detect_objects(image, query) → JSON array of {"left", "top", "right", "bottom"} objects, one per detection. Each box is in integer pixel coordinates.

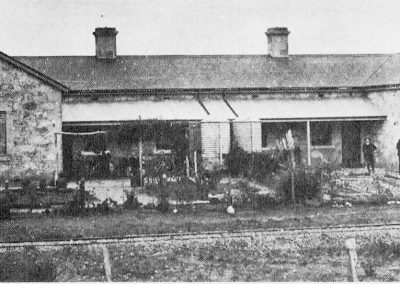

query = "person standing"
[
  {"left": 362, "top": 138, "right": 377, "bottom": 175},
  {"left": 397, "top": 139, "right": 400, "bottom": 173}
]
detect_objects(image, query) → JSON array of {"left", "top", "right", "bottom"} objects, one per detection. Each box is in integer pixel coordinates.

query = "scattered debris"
[
  {"left": 345, "top": 201, "right": 352, "bottom": 207},
  {"left": 332, "top": 203, "right": 344, "bottom": 208},
  {"left": 226, "top": 205, "right": 235, "bottom": 214},
  {"left": 304, "top": 199, "right": 321, "bottom": 207},
  {"left": 322, "top": 194, "right": 332, "bottom": 202},
  {"left": 208, "top": 193, "right": 225, "bottom": 201}
]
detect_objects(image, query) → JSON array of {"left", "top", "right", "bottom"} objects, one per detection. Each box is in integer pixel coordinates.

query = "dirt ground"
[
  {"left": 2, "top": 203, "right": 400, "bottom": 281},
  {"left": 1, "top": 203, "right": 400, "bottom": 243},
  {"left": 2, "top": 224, "right": 400, "bottom": 281}
]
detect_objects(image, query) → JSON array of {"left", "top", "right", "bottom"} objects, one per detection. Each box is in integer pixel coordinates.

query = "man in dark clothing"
[
  {"left": 363, "top": 138, "right": 377, "bottom": 175},
  {"left": 397, "top": 139, "right": 400, "bottom": 173}
]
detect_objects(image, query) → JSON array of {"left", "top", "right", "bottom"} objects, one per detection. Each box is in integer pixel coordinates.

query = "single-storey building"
[{"left": 2, "top": 26, "right": 400, "bottom": 181}]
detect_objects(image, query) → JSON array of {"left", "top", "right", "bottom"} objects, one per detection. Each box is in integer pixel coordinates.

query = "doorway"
[{"left": 342, "top": 121, "right": 361, "bottom": 168}]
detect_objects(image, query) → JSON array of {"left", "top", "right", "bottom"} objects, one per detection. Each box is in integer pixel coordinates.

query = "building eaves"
[{"left": 66, "top": 84, "right": 400, "bottom": 97}]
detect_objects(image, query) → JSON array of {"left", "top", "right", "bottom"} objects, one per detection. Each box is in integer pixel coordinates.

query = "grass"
[
  {"left": 0, "top": 247, "right": 56, "bottom": 281},
  {"left": 0, "top": 188, "right": 76, "bottom": 209},
  {"left": 3, "top": 235, "right": 400, "bottom": 282},
  {"left": 106, "top": 236, "right": 400, "bottom": 281},
  {"left": 2, "top": 209, "right": 400, "bottom": 281},
  {"left": 0, "top": 246, "right": 105, "bottom": 281},
  {"left": 0, "top": 203, "right": 399, "bottom": 242}
]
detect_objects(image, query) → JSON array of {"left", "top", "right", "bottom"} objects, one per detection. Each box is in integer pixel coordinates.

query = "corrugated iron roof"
[
  {"left": 63, "top": 97, "right": 385, "bottom": 122},
  {"left": 15, "top": 54, "right": 400, "bottom": 91},
  {"left": 229, "top": 97, "right": 386, "bottom": 121},
  {"left": 62, "top": 99, "right": 236, "bottom": 122}
]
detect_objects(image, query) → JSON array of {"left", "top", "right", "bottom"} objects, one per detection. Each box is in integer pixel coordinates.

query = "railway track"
[{"left": 1, "top": 222, "right": 400, "bottom": 249}]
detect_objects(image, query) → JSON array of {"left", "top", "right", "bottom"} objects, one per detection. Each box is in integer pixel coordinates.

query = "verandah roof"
[
  {"left": 229, "top": 97, "right": 386, "bottom": 122},
  {"left": 62, "top": 99, "right": 236, "bottom": 124},
  {"left": 62, "top": 97, "right": 386, "bottom": 124}
]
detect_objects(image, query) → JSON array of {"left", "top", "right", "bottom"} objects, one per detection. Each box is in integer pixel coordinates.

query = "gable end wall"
[{"left": 0, "top": 59, "right": 62, "bottom": 181}]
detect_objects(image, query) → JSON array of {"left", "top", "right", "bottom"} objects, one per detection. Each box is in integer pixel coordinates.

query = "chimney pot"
[
  {"left": 93, "top": 27, "right": 118, "bottom": 59},
  {"left": 265, "top": 27, "right": 290, "bottom": 57}
]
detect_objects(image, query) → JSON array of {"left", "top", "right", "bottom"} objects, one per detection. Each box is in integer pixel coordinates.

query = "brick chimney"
[
  {"left": 265, "top": 27, "right": 290, "bottom": 57},
  {"left": 93, "top": 27, "right": 118, "bottom": 59}
]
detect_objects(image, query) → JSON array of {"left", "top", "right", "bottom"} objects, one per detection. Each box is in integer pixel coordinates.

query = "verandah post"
[
  {"left": 4, "top": 180, "right": 10, "bottom": 208},
  {"left": 286, "top": 129, "right": 296, "bottom": 203},
  {"left": 186, "top": 155, "right": 190, "bottom": 177},
  {"left": 307, "top": 120, "right": 311, "bottom": 166},
  {"left": 219, "top": 123, "right": 222, "bottom": 165},
  {"left": 139, "top": 139, "right": 143, "bottom": 187},
  {"left": 138, "top": 116, "right": 143, "bottom": 187},
  {"left": 194, "top": 151, "right": 198, "bottom": 178},
  {"left": 55, "top": 133, "right": 59, "bottom": 186}
]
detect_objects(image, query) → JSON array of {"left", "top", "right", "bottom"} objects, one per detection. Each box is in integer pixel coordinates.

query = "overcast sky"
[{"left": 1, "top": 0, "right": 400, "bottom": 56}]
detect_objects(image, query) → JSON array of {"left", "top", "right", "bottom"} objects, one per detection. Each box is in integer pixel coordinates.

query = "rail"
[{"left": 1, "top": 222, "right": 400, "bottom": 248}]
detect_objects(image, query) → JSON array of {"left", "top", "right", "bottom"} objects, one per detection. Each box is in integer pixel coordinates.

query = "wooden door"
[{"left": 342, "top": 121, "right": 361, "bottom": 168}]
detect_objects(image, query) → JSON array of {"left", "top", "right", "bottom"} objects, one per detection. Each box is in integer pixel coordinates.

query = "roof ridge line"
[{"left": 13, "top": 53, "right": 400, "bottom": 58}]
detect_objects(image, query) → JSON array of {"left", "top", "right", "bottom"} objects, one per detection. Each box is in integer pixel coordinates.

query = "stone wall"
[
  {"left": 368, "top": 90, "right": 400, "bottom": 169},
  {"left": 0, "top": 59, "right": 62, "bottom": 181}
]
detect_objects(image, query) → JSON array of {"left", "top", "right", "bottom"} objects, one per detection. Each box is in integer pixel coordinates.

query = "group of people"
[{"left": 362, "top": 138, "right": 400, "bottom": 175}]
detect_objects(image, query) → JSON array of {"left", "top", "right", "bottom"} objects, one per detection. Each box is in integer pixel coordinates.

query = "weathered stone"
[{"left": 0, "top": 59, "right": 62, "bottom": 180}]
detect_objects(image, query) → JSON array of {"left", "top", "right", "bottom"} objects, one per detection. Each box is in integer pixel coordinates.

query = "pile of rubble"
[
  {"left": 208, "top": 177, "right": 279, "bottom": 206},
  {"left": 324, "top": 169, "right": 400, "bottom": 204}
]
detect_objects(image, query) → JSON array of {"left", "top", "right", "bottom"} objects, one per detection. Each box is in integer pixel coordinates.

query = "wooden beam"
[
  {"left": 222, "top": 97, "right": 239, "bottom": 117},
  {"left": 101, "top": 244, "right": 113, "bottom": 282},
  {"left": 196, "top": 96, "right": 210, "bottom": 115},
  {"left": 194, "top": 151, "right": 198, "bottom": 177},
  {"left": 139, "top": 139, "right": 143, "bottom": 187},
  {"left": 55, "top": 131, "right": 107, "bottom": 136},
  {"left": 307, "top": 121, "right": 311, "bottom": 166},
  {"left": 219, "top": 123, "right": 222, "bottom": 165}
]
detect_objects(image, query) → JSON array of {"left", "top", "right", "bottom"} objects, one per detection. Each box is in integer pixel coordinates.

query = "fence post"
[
  {"left": 79, "top": 177, "right": 85, "bottom": 209},
  {"left": 345, "top": 238, "right": 359, "bottom": 282},
  {"left": 4, "top": 180, "right": 10, "bottom": 207},
  {"left": 101, "top": 244, "right": 112, "bottom": 282}
]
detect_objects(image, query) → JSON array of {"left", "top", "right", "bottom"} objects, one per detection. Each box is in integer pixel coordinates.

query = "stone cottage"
[
  {"left": 2, "top": 26, "right": 400, "bottom": 180},
  {"left": 0, "top": 51, "right": 67, "bottom": 181}
]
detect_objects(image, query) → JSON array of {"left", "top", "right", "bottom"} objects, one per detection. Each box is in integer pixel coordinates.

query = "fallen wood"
[{"left": 385, "top": 172, "right": 400, "bottom": 180}]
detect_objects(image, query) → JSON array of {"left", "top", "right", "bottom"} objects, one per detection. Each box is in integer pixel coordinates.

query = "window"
[
  {"left": 0, "top": 112, "right": 6, "bottom": 154},
  {"left": 261, "top": 123, "right": 269, "bottom": 148},
  {"left": 311, "top": 122, "right": 332, "bottom": 146}
]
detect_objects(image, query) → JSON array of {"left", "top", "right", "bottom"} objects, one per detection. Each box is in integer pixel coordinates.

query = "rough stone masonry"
[{"left": 0, "top": 59, "right": 62, "bottom": 181}]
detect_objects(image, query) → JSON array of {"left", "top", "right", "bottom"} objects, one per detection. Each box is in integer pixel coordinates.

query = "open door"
[{"left": 342, "top": 121, "right": 361, "bottom": 168}]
